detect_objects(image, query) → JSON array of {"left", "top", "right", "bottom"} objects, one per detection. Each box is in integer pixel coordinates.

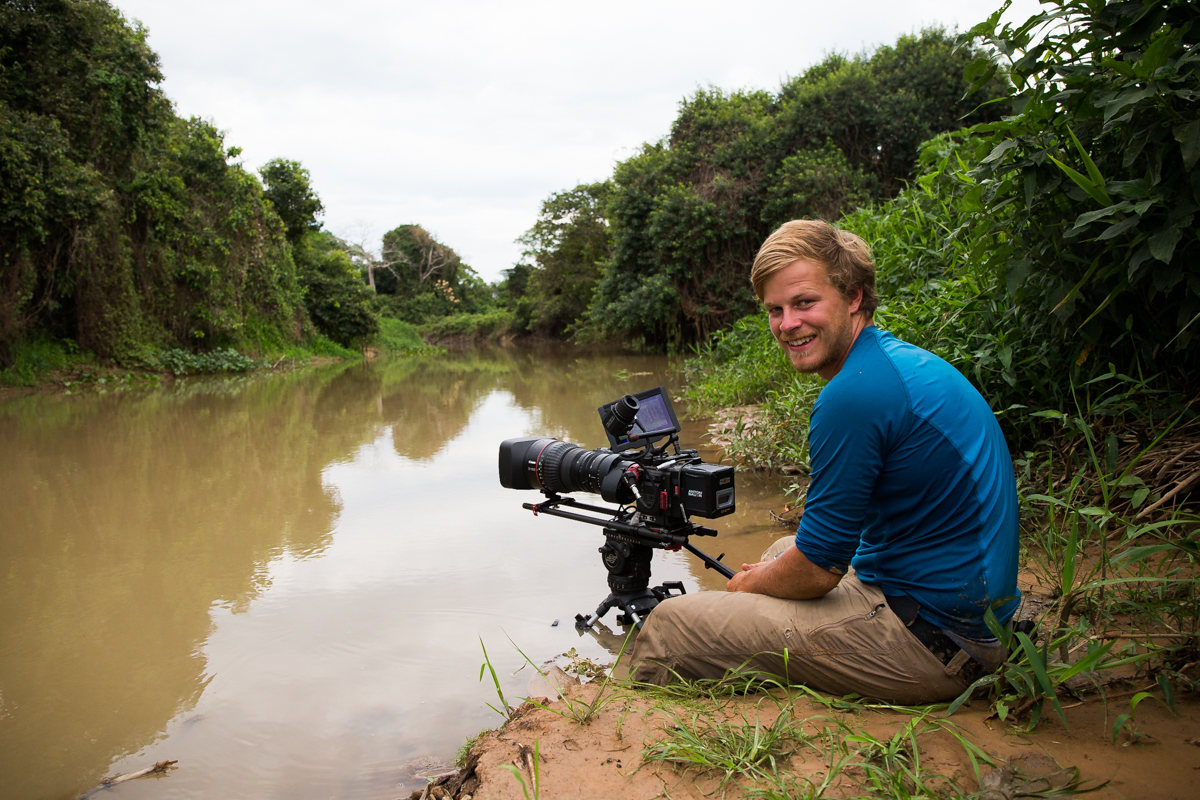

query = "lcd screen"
[{"left": 633, "top": 393, "right": 673, "bottom": 437}]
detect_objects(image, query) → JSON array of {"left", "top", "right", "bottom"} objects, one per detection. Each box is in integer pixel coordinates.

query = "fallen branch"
[
  {"left": 76, "top": 760, "right": 177, "bottom": 799},
  {"left": 1136, "top": 466, "right": 1200, "bottom": 519}
]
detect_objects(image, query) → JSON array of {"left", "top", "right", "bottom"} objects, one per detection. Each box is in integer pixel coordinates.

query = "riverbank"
[
  {"left": 436, "top": 680, "right": 1199, "bottom": 800},
  {"left": 425, "top": 552, "right": 1200, "bottom": 800}
]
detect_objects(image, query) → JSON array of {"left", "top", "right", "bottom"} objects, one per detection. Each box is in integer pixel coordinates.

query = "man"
[{"left": 629, "top": 220, "right": 1020, "bottom": 704}]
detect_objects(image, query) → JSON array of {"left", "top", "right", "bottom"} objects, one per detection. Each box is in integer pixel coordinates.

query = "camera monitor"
[{"left": 600, "top": 386, "right": 682, "bottom": 452}]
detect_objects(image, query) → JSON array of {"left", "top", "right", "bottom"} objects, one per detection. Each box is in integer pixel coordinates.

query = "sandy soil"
[{"left": 411, "top": 675, "right": 1200, "bottom": 800}]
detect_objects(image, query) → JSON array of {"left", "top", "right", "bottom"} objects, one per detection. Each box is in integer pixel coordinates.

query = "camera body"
[
  {"left": 498, "top": 386, "right": 734, "bottom": 527},
  {"left": 497, "top": 387, "right": 736, "bottom": 629},
  {"left": 498, "top": 437, "right": 735, "bottom": 526}
]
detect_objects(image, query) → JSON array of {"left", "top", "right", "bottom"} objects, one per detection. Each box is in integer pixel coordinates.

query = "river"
[{"left": 0, "top": 347, "right": 789, "bottom": 800}]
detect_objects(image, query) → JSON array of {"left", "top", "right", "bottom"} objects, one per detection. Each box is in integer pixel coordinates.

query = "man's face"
[{"left": 762, "top": 259, "right": 863, "bottom": 381}]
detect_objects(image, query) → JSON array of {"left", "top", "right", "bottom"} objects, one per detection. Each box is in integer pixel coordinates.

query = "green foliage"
[
  {"left": 418, "top": 310, "right": 515, "bottom": 342},
  {"left": 583, "top": 28, "right": 1009, "bottom": 350},
  {"left": 0, "top": 335, "right": 87, "bottom": 386},
  {"left": 516, "top": 183, "right": 610, "bottom": 336},
  {"left": 685, "top": 315, "right": 792, "bottom": 410},
  {"left": 498, "top": 739, "right": 540, "bottom": 800},
  {"left": 374, "top": 317, "right": 427, "bottom": 353},
  {"left": 478, "top": 638, "right": 515, "bottom": 721},
  {"left": 148, "top": 347, "right": 257, "bottom": 376},
  {"left": 305, "top": 334, "right": 357, "bottom": 359},
  {"left": 959, "top": 0, "right": 1200, "bottom": 381},
  {"left": 259, "top": 158, "right": 324, "bottom": 244},
  {"left": 294, "top": 232, "right": 379, "bottom": 348},
  {"left": 454, "top": 728, "right": 489, "bottom": 768},
  {"left": 642, "top": 708, "right": 798, "bottom": 789},
  {"left": 0, "top": 0, "right": 309, "bottom": 364},
  {"left": 373, "top": 224, "right": 491, "bottom": 324}
]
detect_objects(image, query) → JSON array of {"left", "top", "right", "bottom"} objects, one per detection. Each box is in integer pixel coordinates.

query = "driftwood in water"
[{"left": 76, "top": 760, "right": 177, "bottom": 798}]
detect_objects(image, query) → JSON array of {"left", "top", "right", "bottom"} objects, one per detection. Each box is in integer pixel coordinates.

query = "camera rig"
[{"left": 498, "top": 387, "right": 736, "bottom": 630}]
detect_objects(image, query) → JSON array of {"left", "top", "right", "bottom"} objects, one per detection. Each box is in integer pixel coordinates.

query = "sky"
[{"left": 114, "top": 0, "right": 1043, "bottom": 283}]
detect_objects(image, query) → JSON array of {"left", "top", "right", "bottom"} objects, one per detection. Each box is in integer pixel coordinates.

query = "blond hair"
[{"left": 750, "top": 220, "right": 878, "bottom": 315}]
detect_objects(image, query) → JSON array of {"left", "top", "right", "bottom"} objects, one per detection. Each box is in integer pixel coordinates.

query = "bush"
[
  {"left": 0, "top": 336, "right": 86, "bottom": 386},
  {"left": 375, "top": 317, "right": 427, "bottom": 352},
  {"left": 418, "top": 310, "right": 516, "bottom": 341},
  {"left": 150, "top": 348, "right": 257, "bottom": 376}
]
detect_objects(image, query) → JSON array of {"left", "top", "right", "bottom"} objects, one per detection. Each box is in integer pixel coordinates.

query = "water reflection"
[{"left": 0, "top": 348, "right": 788, "bottom": 800}]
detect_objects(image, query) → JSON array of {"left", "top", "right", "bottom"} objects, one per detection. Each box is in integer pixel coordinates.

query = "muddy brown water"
[{"left": 0, "top": 347, "right": 790, "bottom": 800}]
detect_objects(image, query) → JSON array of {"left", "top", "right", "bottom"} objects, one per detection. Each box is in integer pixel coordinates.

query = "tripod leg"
[{"left": 575, "top": 594, "right": 619, "bottom": 630}]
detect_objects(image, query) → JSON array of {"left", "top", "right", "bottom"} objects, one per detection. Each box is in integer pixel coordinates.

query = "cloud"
[{"left": 116, "top": 0, "right": 1041, "bottom": 280}]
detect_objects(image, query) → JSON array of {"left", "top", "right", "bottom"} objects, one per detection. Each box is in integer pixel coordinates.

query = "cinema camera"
[{"left": 498, "top": 386, "right": 736, "bottom": 630}]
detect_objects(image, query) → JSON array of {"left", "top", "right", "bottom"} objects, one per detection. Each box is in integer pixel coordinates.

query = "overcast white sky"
[{"left": 114, "top": 0, "right": 1042, "bottom": 283}]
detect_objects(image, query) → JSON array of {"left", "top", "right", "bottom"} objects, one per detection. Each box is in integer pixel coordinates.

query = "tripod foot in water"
[{"left": 574, "top": 582, "right": 687, "bottom": 630}]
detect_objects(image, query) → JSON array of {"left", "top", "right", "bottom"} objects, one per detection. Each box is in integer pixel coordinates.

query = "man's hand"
[{"left": 725, "top": 544, "right": 842, "bottom": 600}]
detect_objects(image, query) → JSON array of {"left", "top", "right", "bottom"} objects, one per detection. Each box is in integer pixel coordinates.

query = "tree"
[
  {"left": 259, "top": 158, "right": 324, "bottom": 244},
  {"left": 517, "top": 182, "right": 610, "bottom": 336},
  {"left": 293, "top": 232, "right": 378, "bottom": 347},
  {"left": 374, "top": 224, "right": 489, "bottom": 323},
  {"left": 0, "top": 0, "right": 309, "bottom": 362}
]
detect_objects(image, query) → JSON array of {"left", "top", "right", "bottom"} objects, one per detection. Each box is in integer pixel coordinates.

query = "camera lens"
[{"left": 521, "top": 439, "right": 627, "bottom": 497}]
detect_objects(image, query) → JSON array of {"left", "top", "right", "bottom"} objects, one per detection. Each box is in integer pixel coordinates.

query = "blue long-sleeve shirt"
[{"left": 794, "top": 326, "right": 1020, "bottom": 639}]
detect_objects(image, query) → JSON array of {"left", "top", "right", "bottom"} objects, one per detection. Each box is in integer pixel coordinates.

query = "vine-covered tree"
[
  {"left": 374, "top": 224, "right": 490, "bottom": 323},
  {"left": 0, "top": 0, "right": 309, "bottom": 362}
]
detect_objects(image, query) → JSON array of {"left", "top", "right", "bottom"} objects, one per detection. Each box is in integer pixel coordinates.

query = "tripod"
[
  {"left": 519, "top": 495, "right": 734, "bottom": 630},
  {"left": 573, "top": 528, "right": 688, "bottom": 630}
]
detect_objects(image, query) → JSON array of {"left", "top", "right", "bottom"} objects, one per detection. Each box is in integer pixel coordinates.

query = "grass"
[
  {"left": 642, "top": 707, "right": 799, "bottom": 789},
  {"left": 374, "top": 316, "right": 446, "bottom": 354},
  {"left": 0, "top": 336, "right": 90, "bottom": 387},
  {"left": 454, "top": 727, "right": 490, "bottom": 767}
]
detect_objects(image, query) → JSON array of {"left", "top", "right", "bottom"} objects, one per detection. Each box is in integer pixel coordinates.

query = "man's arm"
[{"left": 726, "top": 544, "right": 842, "bottom": 599}]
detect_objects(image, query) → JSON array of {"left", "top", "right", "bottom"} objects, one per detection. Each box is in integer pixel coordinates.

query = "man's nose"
[{"left": 780, "top": 308, "right": 803, "bottom": 331}]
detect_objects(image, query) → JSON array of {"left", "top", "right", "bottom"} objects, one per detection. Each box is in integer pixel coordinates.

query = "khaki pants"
[{"left": 629, "top": 537, "right": 969, "bottom": 704}]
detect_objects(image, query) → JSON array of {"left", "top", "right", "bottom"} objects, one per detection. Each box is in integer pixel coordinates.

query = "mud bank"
[{"left": 415, "top": 680, "right": 1200, "bottom": 800}]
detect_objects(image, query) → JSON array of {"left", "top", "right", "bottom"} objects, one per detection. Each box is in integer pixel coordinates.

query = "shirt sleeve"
[{"left": 794, "top": 379, "right": 890, "bottom": 573}]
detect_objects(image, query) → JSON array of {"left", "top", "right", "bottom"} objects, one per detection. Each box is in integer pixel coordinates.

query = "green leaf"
[
  {"left": 1131, "top": 486, "right": 1150, "bottom": 508},
  {"left": 1051, "top": 257, "right": 1101, "bottom": 313},
  {"left": 1173, "top": 121, "right": 1200, "bottom": 170},
  {"left": 1103, "top": 85, "right": 1158, "bottom": 122},
  {"left": 1049, "top": 155, "right": 1113, "bottom": 207},
  {"left": 1112, "top": 712, "right": 1131, "bottom": 744},
  {"left": 1149, "top": 225, "right": 1183, "bottom": 263},
  {"left": 1158, "top": 675, "right": 1176, "bottom": 714},
  {"left": 1015, "top": 632, "right": 1055, "bottom": 697},
  {"left": 983, "top": 139, "right": 1018, "bottom": 164},
  {"left": 1068, "top": 127, "right": 1107, "bottom": 192},
  {"left": 1097, "top": 215, "right": 1141, "bottom": 240},
  {"left": 1140, "top": 29, "right": 1180, "bottom": 76}
]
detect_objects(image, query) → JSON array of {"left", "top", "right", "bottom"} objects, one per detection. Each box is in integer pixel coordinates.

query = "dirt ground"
[{"left": 412, "top": 679, "right": 1200, "bottom": 800}]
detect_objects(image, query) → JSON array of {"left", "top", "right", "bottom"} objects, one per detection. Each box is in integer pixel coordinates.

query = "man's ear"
[{"left": 847, "top": 286, "right": 863, "bottom": 315}]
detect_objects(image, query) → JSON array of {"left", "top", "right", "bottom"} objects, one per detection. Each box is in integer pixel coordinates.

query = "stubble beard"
[{"left": 779, "top": 315, "right": 856, "bottom": 376}]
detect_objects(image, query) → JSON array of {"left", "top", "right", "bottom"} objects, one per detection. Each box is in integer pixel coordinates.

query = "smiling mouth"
[{"left": 782, "top": 334, "right": 816, "bottom": 350}]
